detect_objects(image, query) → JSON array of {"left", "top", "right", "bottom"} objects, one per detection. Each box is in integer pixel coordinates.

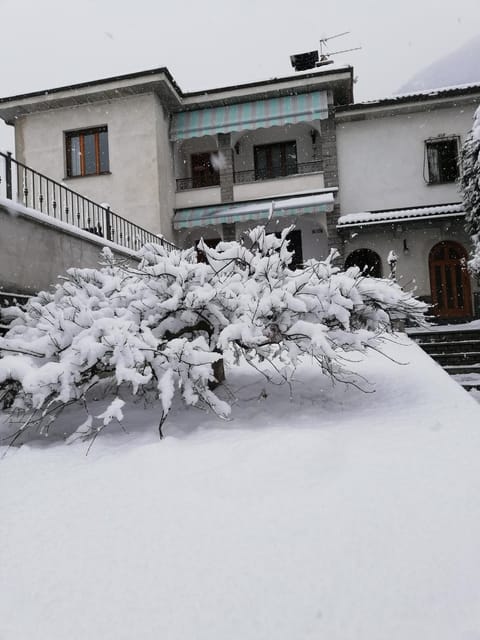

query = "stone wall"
[{"left": 0, "top": 201, "right": 136, "bottom": 295}]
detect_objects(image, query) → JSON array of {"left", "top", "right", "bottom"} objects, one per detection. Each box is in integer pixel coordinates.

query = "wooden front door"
[{"left": 429, "top": 241, "right": 472, "bottom": 319}]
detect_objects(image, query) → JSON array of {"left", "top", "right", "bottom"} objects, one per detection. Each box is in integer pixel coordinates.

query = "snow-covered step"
[
  {"left": 410, "top": 329, "right": 480, "bottom": 344},
  {"left": 451, "top": 372, "right": 480, "bottom": 390},
  {"left": 417, "top": 339, "right": 480, "bottom": 353},
  {"left": 409, "top": 326, "right": 480, "bottom": 385},
  {"left": 443, "top": 363, "right": 480, "bottom": 376},
  {"left": 426, "top": 351, "right": 480, "bottom": 366}
]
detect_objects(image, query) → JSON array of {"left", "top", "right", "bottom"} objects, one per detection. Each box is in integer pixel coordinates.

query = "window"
[
  {"left": 254, "top": 141, "right": 297, "bottom": 180},
  {"left": 66, "top": 126, "right": 109, "bottom": 177},
  {"left": 425, "top": 137, "right": 459, "bottom": 184},
  {"left": 191, "top": 152, "right": 220, "bottom": 188}
]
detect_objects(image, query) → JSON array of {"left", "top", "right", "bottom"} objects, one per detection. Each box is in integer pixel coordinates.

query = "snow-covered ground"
[{"left": 1, "top": 337, "right": 480, "bottom": 640}]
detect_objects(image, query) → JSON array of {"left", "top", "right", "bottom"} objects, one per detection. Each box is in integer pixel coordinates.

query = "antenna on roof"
[{"left": 290, "top": 32, "right": 361, "bottom": 72}]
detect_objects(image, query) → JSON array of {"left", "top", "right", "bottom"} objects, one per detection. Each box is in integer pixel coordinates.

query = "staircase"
[{"left": 408, "top": 327, "right": 480, "bottom": 390}]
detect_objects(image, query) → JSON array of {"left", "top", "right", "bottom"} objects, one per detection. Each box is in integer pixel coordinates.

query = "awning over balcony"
[
  {"left": 173, "top": 192, "right": 334, "bottom": 230},
  {"left": 170, "top": 91, "right": 328, "bottom": 141}
]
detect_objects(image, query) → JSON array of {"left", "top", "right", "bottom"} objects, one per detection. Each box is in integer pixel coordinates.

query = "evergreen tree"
[{"left": 461, "top": 106, "right": 480, "bottom": 271}]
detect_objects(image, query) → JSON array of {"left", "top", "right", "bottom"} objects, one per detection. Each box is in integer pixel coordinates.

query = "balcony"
[
  {"left": 176, "top": 174, "right": 220, "bottom": 191},
  {"left": 233, "top": 160, "right": 323, "bottom": 184},
  {"left": 234, "top": 161, "right": 324, "bottom": 201},
  {"left": 174, "top": 160, "right": 324, "bottom": 209}
]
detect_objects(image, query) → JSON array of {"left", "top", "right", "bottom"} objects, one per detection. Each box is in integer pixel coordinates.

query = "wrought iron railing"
[
  {"left": 234, "top": 160, "right": 323, "bottom": 184},
  {"left": 0, "top": 152, "right": 176, "bottom": 252},
  {"left": 176, "top": 174, "right": 221, "bottom": 191}
]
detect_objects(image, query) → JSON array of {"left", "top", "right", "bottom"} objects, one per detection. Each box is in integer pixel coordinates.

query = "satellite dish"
[
  {"left": 290, "top": 51, "right": 319, "bottom": 72},
  {"left": 290, "top": 32, "right": 361, "bottom": 72}
]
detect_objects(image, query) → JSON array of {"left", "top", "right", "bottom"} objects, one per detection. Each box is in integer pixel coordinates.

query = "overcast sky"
[{"left": 1, "top": 0, "right": 479, "bottom": 151}]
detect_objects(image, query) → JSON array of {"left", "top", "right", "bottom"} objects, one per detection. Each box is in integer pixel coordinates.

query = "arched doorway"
[
  {"left": 429, "top": 241, "right": 472, "bottom": 319},
  {"left": 345, "top": 248, "right": 382, "bottom": 277}
]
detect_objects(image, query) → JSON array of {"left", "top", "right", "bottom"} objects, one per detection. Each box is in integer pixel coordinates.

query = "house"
[
  {"left": 0, "top": 65, "right": 479, "bottom": 320},
  {"left": 0, "top": 65, "right": 353, "bottom": 267},
  {"left": 335, "top": 84, "right": 480, "bottom": 320}
]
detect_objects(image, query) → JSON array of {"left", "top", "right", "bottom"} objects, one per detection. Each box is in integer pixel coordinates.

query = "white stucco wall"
[
  {"left": 0, "top": 202, "right": 136, "bottom": 294},
  {"left": 175, "top": 187, "right": 222, "bottom": 209},
  {"left": 336, "top": 103, "right": 479, "bottom": 214},
  {"left": 233, "top": 173, "right": 324, "bottom": 201},
  {"left": 153, "top": 96, "right": 177, "bottom": 242},
  {"left": 14, "top": 93, "right": 175, "bottom": 239}
]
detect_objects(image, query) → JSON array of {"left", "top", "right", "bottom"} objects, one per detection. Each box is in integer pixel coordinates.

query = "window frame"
[
  {"left": 425, "top": 136, "right": 460, "bottom": 185},
  {"left": 254, "top": 140, "right": 298, "bottom": 181},
  {"left": 65, "top": 126, "right": 110, "bottom": 178}
]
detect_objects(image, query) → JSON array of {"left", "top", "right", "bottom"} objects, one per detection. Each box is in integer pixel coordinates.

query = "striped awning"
[
  {"left": 171, "top": 91, "right": 328, "bottom": 141},
  {"left": 174, "top": 193, "right": 334, "bottom": 230}
]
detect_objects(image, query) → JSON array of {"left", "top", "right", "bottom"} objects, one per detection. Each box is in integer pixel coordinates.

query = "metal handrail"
[
  {"left": 0, "top": 151, "right": 176, "bottom": 252},
  {"left": 234, "top": 160, "right": 323, "bottom": 184},
  {"left": 176, "top": 174, "right": 221, "bottom": 191}
]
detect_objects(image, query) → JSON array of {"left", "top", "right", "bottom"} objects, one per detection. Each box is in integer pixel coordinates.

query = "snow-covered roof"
[
  {"left": 337, "top": 203, "right": 465, "bottom": 228},
  {"left": 337, "top": 83, "right": 480, "bottom": 115},
  {"left": 0, "top": 66, "right": 354, "bottom": 124},
  {"left": 393, "top": 81, "right": 480, "bottom": 100}
]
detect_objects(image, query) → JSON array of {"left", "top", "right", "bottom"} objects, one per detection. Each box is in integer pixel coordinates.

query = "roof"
[
  {"left": 0, "top": 68, "right": 183, "bottom": 123},
  {"left": 0, "top": 65, "right": 354, "bottom": 124},
  {"left": 183, "top": 65, "right": 353, "bottom": 100},
  {"left": 337, "top": 203, "right": 465, "bottom": 228},
  {"left": 336, "top": 83, "right": 480, "bottom": 120},
  {"left": 0, "top": 67, "right": 181, "bottom": 105}
]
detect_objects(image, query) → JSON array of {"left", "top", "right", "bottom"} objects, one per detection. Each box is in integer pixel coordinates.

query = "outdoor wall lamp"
[
  {"left": 234, "top": 141, "right": 241, "bottom": 155},
  {"left": 310, "top": 129, "right": 318, "bottom": 144},
  {"left": 403, "top": 238, "right": 410, "bottom": 255}
]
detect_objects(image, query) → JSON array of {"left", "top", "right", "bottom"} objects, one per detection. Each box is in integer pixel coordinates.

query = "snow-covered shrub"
[
  {"left": 461, "top": 105, "right": 480, "bottom": 272},
  {"left": 0, "top": 226, "right": 426, "bottom": 444}
]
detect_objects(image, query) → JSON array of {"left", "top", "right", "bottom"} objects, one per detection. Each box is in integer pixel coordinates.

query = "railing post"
[
  {"left": 5, "top": 152, "right": 12, "bottom": 200},
  {"left": 105, "top": 206, "right": 112, "bottom": 241}
]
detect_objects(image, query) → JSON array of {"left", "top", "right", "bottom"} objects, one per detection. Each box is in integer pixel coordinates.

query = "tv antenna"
[{"left": 290, "top": 32, "right": 361, "bottom": 72}]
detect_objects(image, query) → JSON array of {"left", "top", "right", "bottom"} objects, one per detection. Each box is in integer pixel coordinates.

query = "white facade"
[
  {"left": 336, "top": 101, "right": 477, "bottom": 214},
  {"left": 13, "top": 93, "right": 176, "bottom": 241},
  {"left": 335, "top": 88, "right": 480, "bottom": 319},
  {"left": 0, "top": 66, "right": 351, "bottom": 254}
]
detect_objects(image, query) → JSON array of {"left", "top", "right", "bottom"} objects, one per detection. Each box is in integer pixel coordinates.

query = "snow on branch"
[{"left": 0, "top": 226, "right": 426, "bottom": 445}]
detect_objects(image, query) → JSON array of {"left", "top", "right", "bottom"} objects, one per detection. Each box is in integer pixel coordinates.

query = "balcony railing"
[
  {"left": 234, "top": 160, "right": 323, "bottom": 184},
  {"left": 176, "top": 174, "right": 220, "bottom": 191},
  {"left": 0, "top": 152, "right": 176, "bottom": 252}
]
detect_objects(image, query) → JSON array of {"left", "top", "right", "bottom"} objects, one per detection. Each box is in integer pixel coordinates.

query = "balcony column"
[
  {"left": 217, "top": 133, "right": 234, "bottom": 203},
  {"left": 321, "top": 109, "right": 344, "bottom": 257}
]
